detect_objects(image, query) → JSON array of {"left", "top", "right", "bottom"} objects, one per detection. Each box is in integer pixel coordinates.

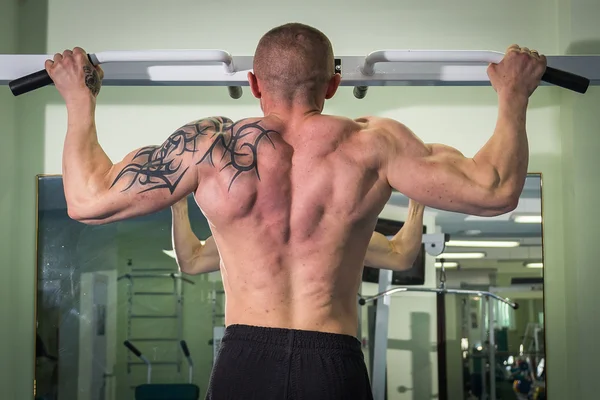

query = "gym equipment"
[
  {"left": 1, "top": 49, "right": 596, "bottom": 96},
  {"left": 118, "top": 272, "right": 195, "bottom": 387},
  {"left": 358, "top": 232, "right": 519, "bottom": 400},
  {"left": 124, "top": 340, "right": 200, "bottom": 400}
]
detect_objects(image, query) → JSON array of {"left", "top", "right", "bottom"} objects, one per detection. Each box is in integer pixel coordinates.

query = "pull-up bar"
[
  {"left": 8, "top": 49, "right": 244, "bottom": 98},
  {"left": 353, "top": 49, "right": 590, "bottom": 98},
  {"left": 1, "top": 49, "right": 595, "bottom": 97}
]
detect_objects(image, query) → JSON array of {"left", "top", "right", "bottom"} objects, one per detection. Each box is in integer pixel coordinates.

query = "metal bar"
[
  {"left": 361, "top": 50, "right": 504, "bottom": 75},
  {"left": 489, "top": 296, "right": 497, "bottom": 400},
  {"left": 133, "top": 292, "right": 176, "bottom": 295},
  {"left": 175, "top": 274, "right": 183, "bottom": 374},
  {"left": 130, "top": 315, "right": 178, "bottom": 319},
  {"left": 360, "top": 288, "right": 518, "bottom": 309},
  {"left": 371, "top": 269, "right": 393, "bottom": 400},
  {"left": 127, "top": 338, "right": 179, "bottom": 342},
  {"left": 2, "top": 54, "right": 598, "bottom": 87},
  {"left": 131, "top": 268, "right": 176, "bottom": 272},
  {"left": 436, "top": 293, "right": 448, "bottom": 400},
  {"left": 88, "top": 49, "right": 235, "bottom": 73},
  {"left": 117, "top": 273, "right": 195, "bottom": 284},
  {"left": 128, "top": 361, "right": 178, "bottom": 366},
  {"left": 480, "top": 298, "right": 487, "bottom": 400},
  {"left": 357, "top": 293, "right": 362, "bottom": 339}
]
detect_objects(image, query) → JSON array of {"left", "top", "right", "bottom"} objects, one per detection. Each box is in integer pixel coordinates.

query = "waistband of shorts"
[{"left": 222, "top": 324, "right": 362, "bottom": 352}]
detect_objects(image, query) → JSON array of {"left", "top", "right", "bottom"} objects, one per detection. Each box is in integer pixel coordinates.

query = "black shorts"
[{"left": 205, "top": 324, "right": 374, "bottom": 400}]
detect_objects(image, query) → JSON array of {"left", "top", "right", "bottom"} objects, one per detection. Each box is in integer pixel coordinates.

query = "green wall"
[{"left": 0, "top": 0, "right": 18, "bottom": 397}]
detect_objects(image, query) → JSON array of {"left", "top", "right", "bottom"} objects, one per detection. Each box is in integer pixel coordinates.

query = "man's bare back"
[{"left": 190, "top": 115, "right": 393, "bottom": 336}]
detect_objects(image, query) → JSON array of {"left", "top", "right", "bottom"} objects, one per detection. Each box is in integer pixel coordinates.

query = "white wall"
[{"left": 10, "top": 0, "right": 581, "bottom": 398}]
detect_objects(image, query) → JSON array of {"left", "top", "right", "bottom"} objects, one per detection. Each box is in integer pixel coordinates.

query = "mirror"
[
  {"left": 35, "top": 175, "right": 222, "bottom": 400},
  {"left": 34, "top": 173, "right": 544, "bottom": 400},
  {"left": 436, "top": 173, "right": 545, "bottom": 400},
  {"left": 358, "top": 173, "right": 545, "bottom": 400}
]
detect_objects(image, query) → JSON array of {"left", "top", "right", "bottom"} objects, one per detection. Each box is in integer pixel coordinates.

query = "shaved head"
[{"left": 253, "top": 23, "right": 335, "bottom": 101}]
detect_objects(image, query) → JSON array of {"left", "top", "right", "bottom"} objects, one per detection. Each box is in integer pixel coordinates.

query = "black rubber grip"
[
  {"left": 227, "top": 86, "right": 243, "bottom": 99},
  {"left": 123, "top": 340, "right": 142, "bottom": 357},
  {"left": 180, "top": 340, "right": 190, "bottom": 357},
  {"left": 358, "top": 298, "right": 366, "bottom": 306},
  {"left": 353, "top": 86, "right": 368, "bottom": 99},
  {"left": 513, "top": 302, "right": 519, "bottom": 310},
  {"left": 9, "top": 69, "right": 53, "bottom": 96},
  {"left": 542, "top": 66, "right": 589, "bottom": 94}
]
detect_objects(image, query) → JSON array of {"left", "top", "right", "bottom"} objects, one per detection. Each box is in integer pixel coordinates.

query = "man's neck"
[{"left": 260, "top": 96, "right": 323, "bottom": 121}]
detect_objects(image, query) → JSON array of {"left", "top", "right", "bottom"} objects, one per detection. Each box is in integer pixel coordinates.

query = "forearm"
[
  {"left": 389, "top": 201, "right": 425, "bottom": 265},
  {"left": 171, "top": 202, "right": 220, "bottom": 274},
  {"left": 62, "top": 98, "right": 114, "bottom": 215},
  {"left": 365, "top": 201, "right": 424, "bottom": 271},
  {"left": 473, "top": 93, "right": 529, "bottom": 197}
]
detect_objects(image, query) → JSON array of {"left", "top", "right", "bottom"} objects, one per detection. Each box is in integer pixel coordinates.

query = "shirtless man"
[
  {"left": 46, "top": 22, "right": 546, "bottom": 400},
  {"left": 169, "top": 197, "right": 425, "bottom": 274}
]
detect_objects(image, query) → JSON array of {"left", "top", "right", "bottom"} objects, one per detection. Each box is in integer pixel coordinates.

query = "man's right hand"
[{"left": 487, "top": 44, "right": 547, "bottom": 98}]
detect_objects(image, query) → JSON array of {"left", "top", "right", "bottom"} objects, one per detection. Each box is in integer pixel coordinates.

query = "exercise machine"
[
  {"left": 124, "top": 340, "right": 199, "bottom": 400},
  {"left": 358, "top": 233, "right": 519, "bottom": 400}
]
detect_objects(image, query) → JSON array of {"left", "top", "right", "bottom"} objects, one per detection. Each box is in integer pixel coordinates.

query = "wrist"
[
  {"left": 66, "top": 97, "right": 96, "bottom": 128},
  {"left": 66, "top": 94, "right": 96, "bottom": 113},
  {"left": 497, "top": 90, "right": 529, "bottom": 106},
  {"left": 171, "top": 202, "right": 189, "bottom": 214}
]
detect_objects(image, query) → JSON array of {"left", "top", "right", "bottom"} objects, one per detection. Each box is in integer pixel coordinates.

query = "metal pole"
[
  {"left": 489, "top": 296, "right": 496, "bottom": 400},
  {"left": 372, "top": 269, "right": 393, "bottom": 400},
  {"left": 480, "top": 297, "right": 487, "bottom": 400},
  {"left": 357, "top": 293, "right": 363, "bottom": 340}
]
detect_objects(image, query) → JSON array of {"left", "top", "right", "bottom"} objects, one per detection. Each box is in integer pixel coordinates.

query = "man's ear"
[
  {"left": 325, "top": 74, "right": 342, "bottom": 99},
  {"left": 248, "top": 72, "right": 261, "bottom": 99}
]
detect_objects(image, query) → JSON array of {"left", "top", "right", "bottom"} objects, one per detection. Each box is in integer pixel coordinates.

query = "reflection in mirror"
[
  {"left": 357, "top": 174, "right": 545, "bottom": 400},
  {"left": 35, "top": 175, "right": 221, "bottom": 400},
  {"left": 439, "top": 173, "right": 545, "bottom": 400},
  {"left": 35, "top": 173, "right": 544, "bottom": 400}
]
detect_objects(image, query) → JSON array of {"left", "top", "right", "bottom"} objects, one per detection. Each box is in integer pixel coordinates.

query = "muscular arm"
[
  {"left": 170, "top": 198, "right": 220, "bottom": 275},
  {"left": 364, "top": 199, "right": 425, "bottom": 270},
  {"left": 376, "top": 47, "right": 545, "bottom": 217},
  {"left": 378, "top": 93, "right": 528, "bottom": 217},
  {"left": 63, "top": 106, "right": 230, "bottom": 224}
]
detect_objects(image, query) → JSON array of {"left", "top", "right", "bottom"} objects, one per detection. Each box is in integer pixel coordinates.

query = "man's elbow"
[
  {"left": 67, "top": 203, "right": 112, "bottom": 225},
  {"left": 477, "top": 189, "right": 520, "bottom": 217},
  {"left": 67, "top": 205, "right": 93, "bottom": 224},
  {"left": 178, "top": 262, "right": 201, "bottom": 275}
]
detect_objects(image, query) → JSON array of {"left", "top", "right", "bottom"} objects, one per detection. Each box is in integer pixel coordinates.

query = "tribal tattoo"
[
  {"left": 110, "top": 117, "right": 279, "bottom": 194},
  {"left": 200, "top": 120, "right": 278, "bottom": 191}
]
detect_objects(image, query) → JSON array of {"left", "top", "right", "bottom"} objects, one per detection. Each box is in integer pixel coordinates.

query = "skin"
[
  {"left": 170, "top": 197, "right": 425, "bottom": 274},
  {"left": 46, "top": 43, "right": 546, "bottom": 336}
]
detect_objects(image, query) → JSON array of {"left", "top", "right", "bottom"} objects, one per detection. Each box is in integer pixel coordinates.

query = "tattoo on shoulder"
[
  {"left": 110, "top": 117, "right": 279, "bottom": 194},
  {"left": 199, "top": 120, "right": 278, "bottom": 191}
]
